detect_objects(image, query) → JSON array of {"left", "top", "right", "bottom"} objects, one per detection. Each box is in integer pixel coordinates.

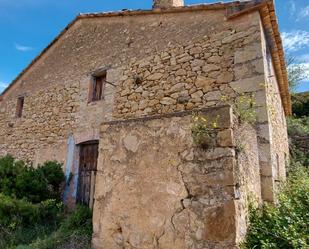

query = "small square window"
[
  {"left": 90, "top": 73, "right": 106, "bottom": 102},
  {"left": 16, "top": 97, "right": 24, "bottom": 118}
]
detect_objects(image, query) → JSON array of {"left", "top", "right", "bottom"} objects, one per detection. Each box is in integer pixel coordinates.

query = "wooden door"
[{"left": 76, "top": 142, "right": 99, "bottom": 208}]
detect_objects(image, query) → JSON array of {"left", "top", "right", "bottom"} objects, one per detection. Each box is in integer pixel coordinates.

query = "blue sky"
[{"left": 0, "top": 0, "right": 308, "bottom": 93}]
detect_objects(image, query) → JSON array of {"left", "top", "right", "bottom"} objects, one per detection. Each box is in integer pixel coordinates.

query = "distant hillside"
[
  {"left": 288, "top": 92, "right": 309, "bottom": 166},
  {"left": 291, "top": 91, "right": 309, "bottom": 118}
]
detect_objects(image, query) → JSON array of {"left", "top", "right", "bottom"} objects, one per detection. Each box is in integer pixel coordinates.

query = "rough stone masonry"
[{"left": 0, "top": 0, "right": 290, "bottom": 248}]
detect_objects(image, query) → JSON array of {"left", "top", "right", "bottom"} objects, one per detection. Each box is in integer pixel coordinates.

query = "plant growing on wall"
[
  {"left": 235, "top": 93, "right": 257, "bottom": 124},
  {"left": 191, "top": 112, "right": 218, "bottom": 149},
  {"left": 221, "top": 93, "right": 257, "bottom": 124}
]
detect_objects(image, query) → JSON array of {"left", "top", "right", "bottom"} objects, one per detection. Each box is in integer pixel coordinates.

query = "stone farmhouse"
[{"left": 0, "top": 0, "right": 290, "bottom": 248}]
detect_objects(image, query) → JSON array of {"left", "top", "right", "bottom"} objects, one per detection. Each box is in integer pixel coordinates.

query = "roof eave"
[{"left": 227, "top": 0, "right": 291, "bottom": 116}]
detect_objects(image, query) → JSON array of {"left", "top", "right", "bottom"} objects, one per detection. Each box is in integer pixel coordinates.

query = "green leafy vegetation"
[
  {"left": 221, "top": 93, "right": 257, "bottom": 124},
  {"left": 287, "top": 116, "right": 309, "bottom": 137},
  {"left": 24, "top": 206, "right": 92, "bottom": 249},
  {"left": 244, "top": 165, "right": 309, "bottom": 248},
  {"left": 291, "top": 91, "right": 309, "bottom": 118},
  {"left": 288, "top": 92, "right": 309, "bottom": 169},
  {"left": 286, "top": 56, "right": 307, "bottom": 93},
  {"left": 234, "top": 93, "right": 257, "bottom": 124},
  {"left": 290, "top": 145, "right": 309, "bottom": 171},
  {"left": 191, "top": 112, "right": 218, "bottom": 149},
  {"left": 0, "top": 156, "right": 92, "bottom": 249},
  {"left": 244, "top": 92, "right": 309, "bottom": 248},
  {"left": 0, "top": 156, "right": 64, "bottom": 203}
]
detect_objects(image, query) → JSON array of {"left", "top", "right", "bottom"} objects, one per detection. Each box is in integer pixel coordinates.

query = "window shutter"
[
  {"left": 88, "top": 72, "right": 107, "bottom": 102},
  {"left": 16, "top": 97, "right": 24, "bottom": 118}
]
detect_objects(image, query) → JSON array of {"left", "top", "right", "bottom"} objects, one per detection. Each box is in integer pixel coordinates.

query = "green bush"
[
  {"left": 27, "top": 205, "right": 93, "bottom": 249},
  {"left": 244, "top": 165, "right": 309, "bottom": 248},
  {"left": 37, "top": 162, "right": 64, "bottom": 200},
  {"left": 0, "top": 195, "right": 63, "bottom": 228},
  {"left": 291, "top": 92, "right": 309, "bottom": 118},
  {"left": 0, "top": 195, "right": 63, "bottom": 249},
  {"left": 15, "top": 167, "right": 49, "bottom": 203},
  {"left": 0, "top": 224, "right": 57, "bottom": 249},
  {"left": 60, "top": 205, "right": 93, "bottom": 235},
  {"left": 39, "top": 199, "right": 63, "bottom": 222},
  {"left": 0, "top": 155, "right": 26, "bottom": 197},
  {"left": 0, "top": 194, "right": 40, "bottom": 229},
  {"left": 244, "top": 103, "right": 309, "bottom": 248},
  {"left": 0, "top": 156, "right": 64, "bottom": 203},
  {"left": 0, "top": 187, "right": 91, "bottom": 249},
  {"left": 0, "top": 156, "right": 66, "bottom": 248},
  {"left": 287, "top": 116, "right": 309, "bottom": 137},
  {"left": 290, "top": 144, "right": 309, "bottom": 169}
]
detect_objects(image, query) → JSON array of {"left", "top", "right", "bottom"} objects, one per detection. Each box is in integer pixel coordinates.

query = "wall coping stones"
[{"left": 101, "top": 105, "right": 233, "bottom": 129}]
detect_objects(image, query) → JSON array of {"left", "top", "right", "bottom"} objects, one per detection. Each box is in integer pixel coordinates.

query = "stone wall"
[
  {"left": 258, "top": 25, "right": 289, "bottom": 201},
  {"left": 0, "top": 5, "right": 289, "bottom": 209},
  {"left": 0, "top": 10, "right": 263, "bottom": 165},
  {"left": 92, "top": 106, "right": 261, "bottom": 249},
  {"left": 234, "top": 122, "right": 262, "bottom": 240},
  {"left": 114, "top": 23, "right": 263, "bottom": 119},
  {"left": 0, "top": 6, "right": 289, "bottom": 245}
]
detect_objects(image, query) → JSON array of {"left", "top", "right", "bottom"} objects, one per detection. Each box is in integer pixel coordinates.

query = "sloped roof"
[{"left": 0, "top": 0, "right": 291, "bottom": 115}]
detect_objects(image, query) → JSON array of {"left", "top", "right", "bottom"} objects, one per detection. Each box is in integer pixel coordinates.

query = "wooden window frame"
[
  {"left": 88, "top": 71, "right": 107, "bottom": 103},
  {"left": 16, "top": 96, "right": 24, "bottom": 118}
]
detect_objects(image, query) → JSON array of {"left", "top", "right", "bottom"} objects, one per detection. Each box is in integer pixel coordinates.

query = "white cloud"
[
  {"left": 289, "top": 0, "right": 296, "bottom": 17},
  {"left": 0, "top": 81, "right": 8, "bottom": 87},
  {"left": 290, "top": 62, "right": 309, "bottom": 81},
  {"left": 300, "top": 63, "right": 309, "bottom": 81},
  {"left": 282, "top": 30, "right": 309, "bottom": 52},
  {"left": 298, "top": 5, "right": 309, "bottom": 20},
  {"left": 288, "top": 54, "right": 309, "bottom": 82},
  {"left": 288, "top": 1, "right": 309, "bottom": 21},
  {"left": 0, "top": 81, "right": 8, "bottom": 93},
  {"left": 298, "top": 54, "right": 309, "bottom": 62},
  {"left": 15, "top": 43, "right": 34, "bottom": 52}
]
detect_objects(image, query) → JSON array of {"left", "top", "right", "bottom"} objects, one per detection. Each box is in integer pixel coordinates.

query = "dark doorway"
[{"left": 76, "top": 141, "right": 99, "bottom": 209}]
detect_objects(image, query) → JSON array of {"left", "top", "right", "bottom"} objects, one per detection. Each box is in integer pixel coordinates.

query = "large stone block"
[
  {"left": 234, "top": 63, "right": 251, "bottom": 80},
  {"left": 253, "top": 90, "right": 267, "bottom": 106},
  {"left": 203, "top": 201, "right": 237, "bottom": 242},
  {"left": 106, "top": 68, "right": 123, "bottom": 84},
  {"left": 258, "top": 124, "right": 270, "bottom": 141},
  {"left": 229, "top": 75, "right": 265, "bottom": 93},
  {"left": 234, "top": 44, "right": 262, "bottom": 64},
  {"left": 261, "top": 176, "right": 275, "bottom": 202},
  {"left": 195, "top": 76, "right": 215, "bottom": 92},
  {"left": 222, "top": 31, "right": 246, "bottom": 44},
  {"left": 204, "top": 90, "right": 222, "bottom": 101},
  {"left": 199, "top": 106, "right": 233, "bottom": 129},
  {"left": 218, "top": 129, "right": 234, "bottom": 147},
  {"left": 123, "top": 134, "right": 139, "bottom": 153},
  {"left": 258, "top": 142, "right": 271, "bottom": 165},
  {"left": 203, "top": 148, "right": 235, "bottom": 160}
]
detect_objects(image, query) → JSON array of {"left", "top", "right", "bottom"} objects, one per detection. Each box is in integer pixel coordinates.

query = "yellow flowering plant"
[
  {"left": 235, "top": 93, "right": 257, "bottom": 124},
  {"left": 221, "top": 93, "right": 257, "bottom": 124},
  {"left": 191, "top": 112, "right": 218, "bottom": 149}
]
